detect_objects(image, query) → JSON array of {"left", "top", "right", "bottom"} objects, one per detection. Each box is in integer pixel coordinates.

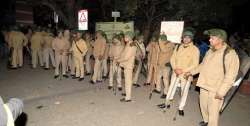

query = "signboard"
[
  {"left": 160, "top": 21, "right": 184, "bottom": 43},
  {"left": 112, "top": 11, "right": 120, "bottom": 17},
  {"left": 96, "top": 21, "right": 134, "bottom": 42},
  {"left": 78, "top": 10, "right": 88, "bottom": 30}
]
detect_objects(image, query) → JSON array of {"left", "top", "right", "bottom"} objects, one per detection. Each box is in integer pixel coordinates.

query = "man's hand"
[
  {"left": 98, "top": 55, "right": 103, "bottom": 60},
  {"left": 215, "top": 93, "right": 224, "bottom": 100},
  {"left": 174, "top": 68, "right": 183, "bottom": 75},
  {"left": 184, "top": 72, "right": 192, "bottom": 80}
]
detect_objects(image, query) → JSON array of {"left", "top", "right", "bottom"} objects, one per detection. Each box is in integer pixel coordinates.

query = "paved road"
[{"left": 0, "top": 60, "right": 249, "bottom": 126}]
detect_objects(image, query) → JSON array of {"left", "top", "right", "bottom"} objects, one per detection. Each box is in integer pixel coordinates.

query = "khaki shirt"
[
  {"left": 191, "top": 44, "right": 239, "bottom": 96},
  {"left": 52, "top": 37, "right": 70, "bottom": 55},
  {"left": 147, "top": 42, "right": 160, "bottom": 65},
  {"left": 117, "top": 42, "right": 137, "bottom": 69},
  {"left": 109, "top": 43, "right": 124, "bottom": 63},
  {"left": 85, "top": 39, "right": 93, "bottom": 54},
  {"left": 93, "top": 38, "right": 106, "bottom": 58},
  {"left": 157, "top": 42, "right": 175, "bottom": 68},
  {"left": 43, "top": 35, "right": 54, "bottom": 48},
  {"left": 135, "top": 41, "right": 146, "bottom": 60},
  {"left": 8, "top": 31, "right": 28, "bottom": 49},
  {"left": 72, "top": 39, "right": 88, "bottom": 57},
  {"left": 30, "top": 32, "right": 44, "bottom": 50},
  {"left": 170, "top": 42, "right": 200, "bottom": 73}
]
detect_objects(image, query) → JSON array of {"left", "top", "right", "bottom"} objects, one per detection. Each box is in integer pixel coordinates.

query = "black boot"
[
  {"left": 199, "top": 121, "right": 208, "bottom": 126},
  {"left": 160, "top": 94, "right": 167, "bottom": 99},
  {"left": 108, "top": 86, "right": 113, "bottom": 90},
  {"left": 178, "top": 110, "right": 184, "bottom": 116}
]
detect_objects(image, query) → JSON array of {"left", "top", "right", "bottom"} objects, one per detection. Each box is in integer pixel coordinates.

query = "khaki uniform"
[
  {"left": 133, "top": 41, "right": 146, "bottom": 84},
  {"left": 191, "top": 44, "right": 239, "bottom": 126},
  {"left": 91, "top": 38, "right": 106, "bottom": 82},
  {"left": 117, "top": 42, "right": 137, "bottom": 100},
  {"left": 109, "top": 42, "right": 124, "bottom": 87},
  {"left": 71, "top": 39, "right": 88, "bottom": 78},
  {"left": 30, "top": 32, "right": 44, "bottom": 68},
  {"left": 155, "top": 42, "right": 175, "bottom": 93},
  {"left": 43, "top": 34, "right": 55, "bottom": 69},
  {"left": 85, "top": 39, "right": 93, "bottom": 74},
  {"left": 166, "top": 42, "right": 199, "bottom": 110},
  {"left": 52, "top": 37, "right": 70, "bottom": 76},
  {"left": 102, "top": 43, "right": 110, "bottom": 77},
  {"left": 145, "top": 42, "right": 160, "bottom": 85},
  {"left": 8, "top": 31, "right": 28, "bottom": 68}
]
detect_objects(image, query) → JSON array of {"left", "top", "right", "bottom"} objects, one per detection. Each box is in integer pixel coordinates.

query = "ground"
[{"left": 0, "top": 59, "right": 250, "bottom": 126}]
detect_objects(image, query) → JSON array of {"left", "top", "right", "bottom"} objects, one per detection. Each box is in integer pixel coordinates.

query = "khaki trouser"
[
  {"left": 68, "top": 54, "right": 75, "bottom": 75},
  {"left": 92, "top": 59, "right": 103, "bottom": 82},
  {"left": 124, "top": 68, "right": 133, "bottom": 100},
  {"left": 85, "top": 51, "right": 92, "bottom": 73},
  {"left": 109, "top": 61, "right": 122, "bottom": 87},
  {"left": 43, "top": 48, "right": 55, "bottom": 68},
  {"left": 146, "top": 64, "right": 157, "bottom": 84},
  {"left": 11, "top": 47, "right": 23, "bottom": 67},
  {"left": 102, "top": 58, "right": 108, "bottom": 77},
  {"left": 32, "top": 49, "right": 43, "bottom": 68},
  {"left": 133, "top": 59, "right": 142, "bottom": 84},
  {"left": 155, "top": 66, "right": 171, "bottom": 94},
  {"left": 55, "top": 52, "right": 68, "bottom": 75},
  {"left": 165, "top": 73, "right": 191, "bottom": 110},
  {"left": 74, "top": 55, "right": 84, "bottom": 78},
  {"left": 200, "top": 88, "right": 223, "bottom": 126}
]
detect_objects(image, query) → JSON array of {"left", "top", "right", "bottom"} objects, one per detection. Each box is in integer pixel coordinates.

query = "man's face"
[
  {"left": 183, "top": 36, "right": 192, "bottom": 44},
  {"left": 124, "top": 35, "right": 130, "bottom": 43},
  {"left": 58, "top": 32, "right": 63, "bottom": 38},
  {"left": 95, "top": 32, "right": 101, "bottom": 39},
  {"left": 209, "top": 36, "right": 223, "bottom": 47},
  {"left": 76, "top": 33, "right": 81, "bottom": 39}
]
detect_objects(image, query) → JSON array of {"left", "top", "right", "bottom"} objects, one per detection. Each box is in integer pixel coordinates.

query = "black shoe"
[
  {"left": 153, "top": 89, "right": 161, "bottom": 94},
  {"left": 10, "top": 67, "right": 17, "bottom": 70},
  {"left": 118, "top": 87, "right": 122, "bottom": 91},
  {"left": 133, "top": 83, "right": 141, "bottom": 88},
  {"left": 157, "top": 103, "right": 166, "bottom": 108},
  {"left": 160, "top": 94, "right": 167, "bottom": 99},
  {"left": 120, "top": 98, "right": 131, "bottom": 102},
  {"left": 108, "top": 86, "right": 113, "bottom": 90},
  {"left": 121, "top": 93, "right": 126, "bottom": 96},
  {"left": 90, "top": 80, "right": 96, "bottom": 84},
  {"left": 44, "top": 68, "right": 49, "bottom": 70},
  {"left": 178, "top": 110, "right": 184, "bottom": 116},
  {"left": 102, "top": 76, "right": 108, "bottom": 79},
  {"left": 63, "top": 75, "right": 69, "bottom": 78},
  {"left": 54, "top": 75, "right": 59, "bottom": 79},
  {"left": 78, "top": 78, "right": 84, "bottom": 81},
  {"left": 144, "top": 83, "right": 150, "bottom": 86},
  {"left": 72, "top": 76, "right": 78, "bottom": 79},
  {"left": 199, "top": 121, "right": 208, "bottom": 126},
  {"left": 86, "top": 73, "right": 91, "bottom": 76},
  {"left": 97, "top": 80, "right": 102, "bottom": 83}
]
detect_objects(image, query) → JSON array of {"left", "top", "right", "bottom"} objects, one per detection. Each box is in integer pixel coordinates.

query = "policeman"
[
  {"left": 133, "top": 34, "right": 146, "bottom": 87},
  {"left": 30, "top": 28, "right": 44, "bottom": 68},
  {"left": 158, "top": 30, "right": 200, "bottom": 116},
  {"left": 117, "top": 31, "right": 137, "bottom": 102},
  {"left": 83, "top": 32, "right": 94, "bottom": 75},
  {"left": 71, "top": 30, "right": 88, "bottom": 81},
  {"left": 52, "top": 30, "right": 70, "bottom": 78},
  {"left": 144, "top": 35, "right": 160, "bottom": 89},
  {"left": 108, "top": 34, "right": 124, "bottom": 90},
  {"left": 155, "top": 34, "right": 175, "bottom": 98},
  {"left": 43, "top": 29, "right": 55, "bottom": 70},
  {"left": 7, "top": 26, "right": 28, "bottom": 69},
  {"left": 188, "top": 29, "right": 239, "bottom": 126},
  {"left": 90, "top": 30, "right": 107, "bottom": 84}
]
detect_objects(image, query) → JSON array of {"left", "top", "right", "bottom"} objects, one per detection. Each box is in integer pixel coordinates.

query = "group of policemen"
[{"left": 5, "top": 25, "right": 240, "bottom": 126}]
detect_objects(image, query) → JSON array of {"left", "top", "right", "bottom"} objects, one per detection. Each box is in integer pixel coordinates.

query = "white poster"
[
  {"left": 160, "top": 21, "right": 184, "bottom": 43},
  {"left": 78, "top": 10, "right": 88, "bottom": 30}
]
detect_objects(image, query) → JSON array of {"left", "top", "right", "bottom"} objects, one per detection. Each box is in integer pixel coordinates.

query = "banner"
[
  {"left": 96, "top": 21, "right": 134, "bottom": 42},
  {"left": 78, "top": 10, "right": 88, "bottom": 30},
  {"left": 160, "top": 21, "right": 184, "bottom": 43}
]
